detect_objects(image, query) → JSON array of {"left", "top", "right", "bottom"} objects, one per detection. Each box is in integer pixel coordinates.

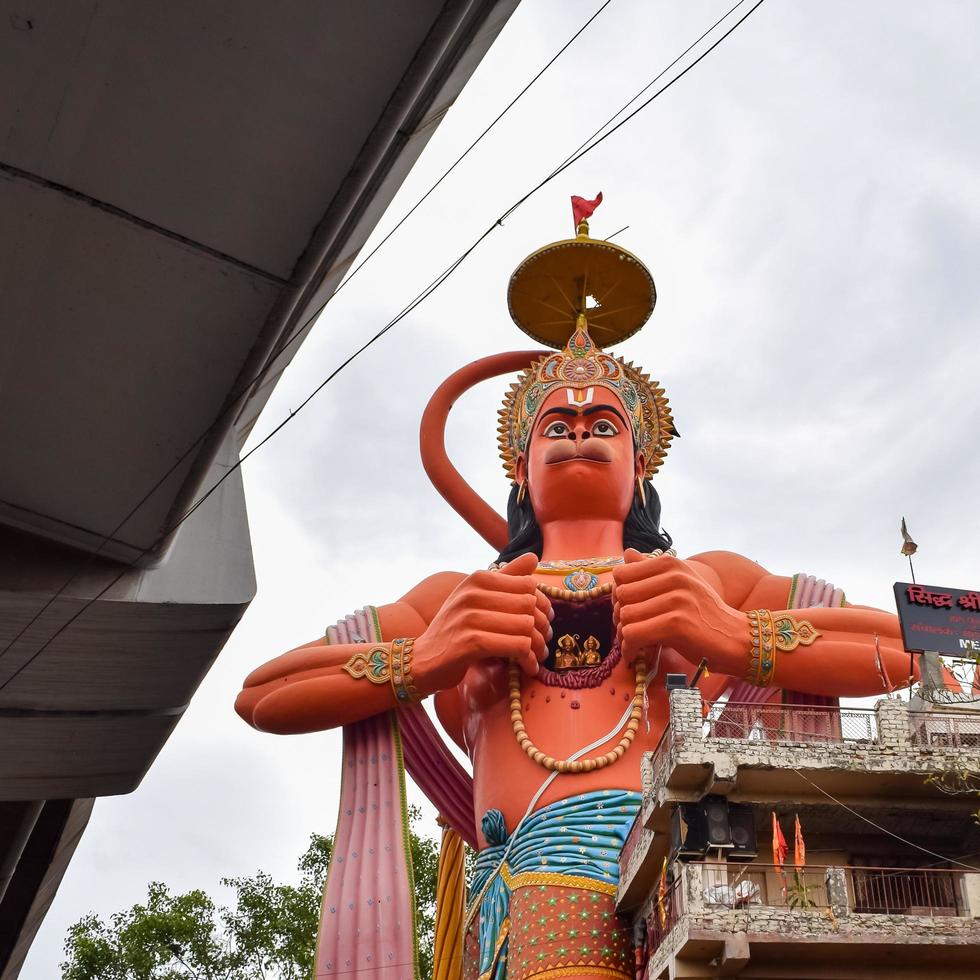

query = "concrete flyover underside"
[{"left": 0, "top": 1, "right": 520, "bottom": 975}]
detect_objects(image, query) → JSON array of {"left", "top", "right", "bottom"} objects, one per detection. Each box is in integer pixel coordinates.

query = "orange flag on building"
[
  {"left": 900, "top": 517, "right": 918, "bottom": 557},
  {"left": 794, "top": 814, "right": 806, "bottom": 871},
  {"left": 656, "top": 856, "right": 668, "bottom": 926},
  {"left": 771, "top": 812, "right": 787, "bottom": 870}
]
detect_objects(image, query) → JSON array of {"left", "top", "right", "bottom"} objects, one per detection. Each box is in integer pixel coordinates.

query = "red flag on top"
[
  {"left": 771, "top": 812, "right": 787, "bottom": 870},
  {"left": 571, "top": 192, "right": 603, "bottom": 229},
  {"left": 794, "top": 814, "right": 806, "bottom": 871}
]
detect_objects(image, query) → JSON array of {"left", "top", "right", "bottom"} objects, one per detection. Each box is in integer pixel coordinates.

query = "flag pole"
[{"left": 900, "top": 517, "right": 919, "bottom": 696}]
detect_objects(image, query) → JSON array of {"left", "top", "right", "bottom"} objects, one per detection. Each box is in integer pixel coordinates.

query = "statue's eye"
[
  {"left": 543, "top": 421, "right": 570, "bottom": 438},
  {"left": 591, "top": 419, "right": 619, "bottom": 437}
]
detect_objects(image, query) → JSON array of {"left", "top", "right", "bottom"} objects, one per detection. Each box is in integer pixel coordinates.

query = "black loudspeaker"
[
  {"left": 728, "top": 803, "right": 758, "bottom": 860},
  {"left": 701, "top": 795, "right": 733, "bottom": 849},
  {"left": 670, "top": 803, "right": 708, "bottom": 859}
]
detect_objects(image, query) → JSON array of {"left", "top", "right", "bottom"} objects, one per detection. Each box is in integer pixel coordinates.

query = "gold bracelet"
[
  {"left": 746, "top": 610, "right": 822, "bottom": 686},
  {"left": 343, "top": 644, "right": 392, "bottom": 685},
  {"left": 390, "top": 637, "right": 420, "bottom": 703},
  {"left": 746, "top": 609, "right": 775, "bottom": 686}
]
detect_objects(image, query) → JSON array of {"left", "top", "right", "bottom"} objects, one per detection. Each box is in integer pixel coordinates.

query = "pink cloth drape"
[
  {"left": 316, "top": 610, "right": 419, "bottom": 980},
  {"left": 399, "top": 703, "right": 477, "bottom": 849}
]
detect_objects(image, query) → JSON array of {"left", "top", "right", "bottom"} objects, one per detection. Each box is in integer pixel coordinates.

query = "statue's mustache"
[{"left": 543, "top": 441, "right": 613, "bottom": 465}]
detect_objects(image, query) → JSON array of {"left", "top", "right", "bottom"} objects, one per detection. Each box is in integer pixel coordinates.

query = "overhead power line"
[
  {"left": 793, "top": 768, "right": 980, "bottom": 872},
  {"left": 0, "top": 0, "right": 769, "bottom": 691}
]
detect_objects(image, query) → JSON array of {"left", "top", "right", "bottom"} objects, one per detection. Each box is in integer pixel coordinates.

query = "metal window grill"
[{"left": 848, "top": 867, "right": 962, "bottom": 916}]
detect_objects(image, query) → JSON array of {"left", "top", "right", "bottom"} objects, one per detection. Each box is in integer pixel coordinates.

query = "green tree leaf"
[{"left": 62, "top": 809, "right": 452, "bottom": 980}]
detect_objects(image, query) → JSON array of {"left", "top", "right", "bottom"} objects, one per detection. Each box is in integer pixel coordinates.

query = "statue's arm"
[
  {"left": 235, "top": 555, "right": 551, "bottom": 734},
  {"left": 692, "top": 550, "right": 914, "bottom": 696},
  {"left": 615, "top": 549, "right": 915, "bottom": 699},
  {"left": 234, "top": 572, "right": 464, "bottom": 733}
]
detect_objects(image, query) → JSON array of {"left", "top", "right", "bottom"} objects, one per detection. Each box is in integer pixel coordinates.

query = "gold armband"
[
  {"left": 746, "top": 610, "right": 821, "bottom": 686},
  {"left": 390, "top": 637, "right": 420, "bottom": 703},
  {"left": 343, "top": 638, "right": 420, "bottom": 703}
]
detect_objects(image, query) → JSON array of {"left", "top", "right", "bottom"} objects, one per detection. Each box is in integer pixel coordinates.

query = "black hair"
[{"left": 496, "top": 478, "right": 672, "bottom": 563}]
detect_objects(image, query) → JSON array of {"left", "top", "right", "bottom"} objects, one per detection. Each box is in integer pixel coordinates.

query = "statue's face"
[{"left": 516, "top": 386, "right": 643, "bottom": 524}]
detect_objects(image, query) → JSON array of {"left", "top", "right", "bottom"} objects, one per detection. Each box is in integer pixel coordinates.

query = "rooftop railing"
[
  {"left": 705, "top": 702, "right": 878, "bottom": 744},
  {"left": 908, "top": 708, "right": 980, "bottom": 749}
]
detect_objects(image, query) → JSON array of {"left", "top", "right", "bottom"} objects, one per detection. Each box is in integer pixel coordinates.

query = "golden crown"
[{"left": 497, "top": 211, "right": 674, "bottom": 482}]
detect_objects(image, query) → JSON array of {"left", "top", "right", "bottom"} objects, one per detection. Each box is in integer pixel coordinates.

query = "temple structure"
[{"left": 619, "top": 689, "right": 980, "bottom": 978}]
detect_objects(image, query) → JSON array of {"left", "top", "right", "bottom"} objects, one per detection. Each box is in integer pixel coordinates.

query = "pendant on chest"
[{"left": 544, "top": 595, "right": 615, "bottom": 675}]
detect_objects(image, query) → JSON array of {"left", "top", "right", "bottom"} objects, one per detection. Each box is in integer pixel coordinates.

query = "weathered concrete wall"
[{"left": 645, "top": 862, "right": 980, "bottom": 980}]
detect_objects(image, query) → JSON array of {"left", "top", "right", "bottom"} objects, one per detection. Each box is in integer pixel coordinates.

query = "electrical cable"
[
  {"left": 0, "top": 0, "right": 768, "bottom": 691},
  {"left": 495, "top": 0, "right": 768, "bottom": 227},
  {"left": 548, "top": 0, "right": 751, "bottom": 178},
  {"left": 792, "top": 767, "right": 980, "bottom": 871},
  {"left": 321, "top": 0, "right": 617, "bottom": 303},
  {"left": 0, "top": 0, "right": 615, "bottom": 666}
]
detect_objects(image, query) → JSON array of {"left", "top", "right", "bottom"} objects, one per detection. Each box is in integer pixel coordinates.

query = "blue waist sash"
[{"left": 468, "top": 789, "right": 641, "bottom": 980}]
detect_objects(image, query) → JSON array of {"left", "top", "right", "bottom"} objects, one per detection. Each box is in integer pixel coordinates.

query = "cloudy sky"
[{"left": 23, "top": 0, "right": 980, "bottom": 974}]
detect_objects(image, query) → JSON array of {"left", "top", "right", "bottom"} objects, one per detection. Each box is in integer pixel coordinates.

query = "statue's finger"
[
  {"left": 615, "top": 570, "right": 689, "bottom": 606},
  {"left": 532, "top": 604, "right": 553, "bottom": 644},
  {"left": 497, "top": 552, "right": 538, "bottom": 578},
  {"left": 534, "top": 588, "right": 555, "bottom": 622}
]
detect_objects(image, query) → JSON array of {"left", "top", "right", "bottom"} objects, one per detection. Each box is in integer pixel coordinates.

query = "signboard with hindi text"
[{"left": 893, "top": 582, "right": 980, "bottom": 656}]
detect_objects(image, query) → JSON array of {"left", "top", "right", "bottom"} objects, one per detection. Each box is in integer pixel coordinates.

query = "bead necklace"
[{"left": 509, "top": 656, "right": 647, "bottom": 773}]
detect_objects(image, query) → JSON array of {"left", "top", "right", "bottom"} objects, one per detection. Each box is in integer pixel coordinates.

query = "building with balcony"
[{"left": 618, "top": 688, "right": 980, "bottom": 979}]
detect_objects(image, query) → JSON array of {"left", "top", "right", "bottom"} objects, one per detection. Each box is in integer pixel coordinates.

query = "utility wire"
[
  {"left": 321, "top": 0, "right": 617, "bottom": 302},
  {"left": 0, "top": 0, "right": 768, "bottom": 691},
  {"left": 0, "top": 237, "right": 493, "bottom": 692},
  {"left": 0, "top": 0, "right": 615, "bottom": 666},
  {"left": 252, "top": 0, "right": 621, "bottom": 381},
  {"left": 548, "top": 0, "right": 751, "bottom": 177},
  {"left": 496, "top": 0, "right": 768, "bottom": 227},
  {"left": 793, "top": 767, "right": 980, "bottom": 871}
]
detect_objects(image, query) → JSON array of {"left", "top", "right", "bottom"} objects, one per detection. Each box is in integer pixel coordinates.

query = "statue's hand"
[
  {"left": 413, "top": 552, "right": 553, "bottom": 695},
  {"left": 613, "top": 549, "right": 745, "bottom": 670}
]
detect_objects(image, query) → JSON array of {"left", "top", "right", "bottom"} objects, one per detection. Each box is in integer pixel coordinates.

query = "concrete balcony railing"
[
  {"left": 641, "top": 689, "right": 980, "bottom": 816},
  {"left": 641, "top": 861, "right": 980, "bottom": 979}
]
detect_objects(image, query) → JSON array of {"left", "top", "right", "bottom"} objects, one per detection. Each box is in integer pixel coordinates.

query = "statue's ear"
[
  {"left": 515, "top": 454, "right": 528, "bottom": 485},
  {"left": 634, "top": 452, "right": 646, "bottom": 481}
]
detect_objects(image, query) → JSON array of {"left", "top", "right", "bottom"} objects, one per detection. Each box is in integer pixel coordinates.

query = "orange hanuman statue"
[{"left": 236, "top": 203, "right": 911, "bottom": 980}]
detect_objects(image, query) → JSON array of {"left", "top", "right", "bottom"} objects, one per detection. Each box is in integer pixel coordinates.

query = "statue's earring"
[
  {"left": 636, "top": 476, "right": 647, "bottom": 508},
  {"left": 517, "top": 481, "right": 528, "bottom": 507}
]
